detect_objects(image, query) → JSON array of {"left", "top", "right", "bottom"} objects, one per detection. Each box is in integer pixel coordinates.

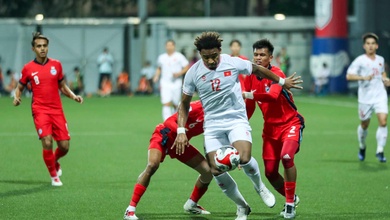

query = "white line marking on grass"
[
  {"left": 295, "top": 97, "right": 356, "bottom": 108},
  {"left": 0, "top": 131, "right": 131, "bottom": 137}
]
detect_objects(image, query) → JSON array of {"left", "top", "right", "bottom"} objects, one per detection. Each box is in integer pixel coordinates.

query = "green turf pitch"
[{"left": 0, "top": 95, "right": 389, "bottom": 220}]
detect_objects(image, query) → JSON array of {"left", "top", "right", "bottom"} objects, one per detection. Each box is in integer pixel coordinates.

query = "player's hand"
[
  {"left": 172, "top": 133, "right": 189, "bottom": 155},
  {"left": 173, "top": 72, "right": 181, "bottom": 78},
  {"left": 283, "top": 72, "right": 303, "bottom": 90},
  {"left": 383, "top": 78, "right": 390, "bottom": 87},
  {"left": 364, "top": 74, "right": 374, "bottom": 81},
  {"left": 74, "top": 95, "right": 84, "bottom": 104},
  {"left": 13, "top": 97, "right": 21, "bottom": 106}
]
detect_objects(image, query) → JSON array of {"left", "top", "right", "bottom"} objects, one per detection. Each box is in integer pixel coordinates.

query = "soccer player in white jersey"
[
  {"left": 153, "top": 40, "right": 190, "bottom": 120},
  {"left": 173, "top": 32, "right": 303, "bottom": 220},
  {"left": 346, "top": 33, "right": 390, "bottom": 163}
]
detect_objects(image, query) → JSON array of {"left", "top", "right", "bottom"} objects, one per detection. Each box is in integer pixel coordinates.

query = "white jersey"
[
  {"left": 182, "top": 54, "right": 253, "bottom": 135},
  {"left": 347, "top": 54, "right": 387, "bottom": 104},
  {"left": 157, "top": 51, "right": 189, "bottom": 84}
]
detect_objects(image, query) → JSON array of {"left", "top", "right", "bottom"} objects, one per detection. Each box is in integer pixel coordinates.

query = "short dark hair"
[
  {"left": 194, "top": 31, "right": 223, "bottom": 51},
  {"left": 362, "top": 32, "right": 379, "bottom": 43},
  {"left": 252, "top": 39, "right": 274, "bottom": 55},
  {"left": 229, "top": 39, "right": 242, "bottom": 47},
  {"left": 166, "top": 39, "right": 175, "bottom": 45},
  {"left": 31, "top": 32, "right": 49, "bottom": 47}
]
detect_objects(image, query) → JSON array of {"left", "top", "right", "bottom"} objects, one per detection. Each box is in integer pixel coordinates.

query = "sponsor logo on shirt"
[
  {"left": 50, "top": 66, "right": 57, "bottom": 75},
  {"left": 224, "top": 71, "right": 231, "bottom": 77},
  {"left": 32, "top": 71, "right": 38, "bottom": 76}
]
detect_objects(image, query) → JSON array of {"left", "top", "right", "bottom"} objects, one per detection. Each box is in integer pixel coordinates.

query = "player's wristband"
[
  {"left": 243, "top": 92, "right": 254, "bottom": 100},
  {"left": 177, "top": 127, "right": 186, "bottom": 134},
  {"left": 278, "top": 77, "right": 285, "bottom": 86}
]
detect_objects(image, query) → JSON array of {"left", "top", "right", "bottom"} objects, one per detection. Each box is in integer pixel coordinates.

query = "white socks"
[
  {"left": 213, "top": 172, "right": 247, "bottom": 208},
  {"left": 376, "top": 126, "right": 387, "bottom": 153},
  {"left": 358, "top": 125, "right": 387, "bottom": 153},
  {"left": 240, "top": 157, "right": 264, "bottom": 191},
  {"left": 357, "top": 125, "right": 368, "bottom": 149}
]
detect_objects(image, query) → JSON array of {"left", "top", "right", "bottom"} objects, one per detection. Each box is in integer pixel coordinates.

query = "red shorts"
[
  {"left": 262, "top": 115, "right": 305, "bottom": 160},
  {"left": 148, "top": 124, "right": 201, "bottom": 163},
  {"left": 33, "top": 113, "right": 70, "bottom": 141}
]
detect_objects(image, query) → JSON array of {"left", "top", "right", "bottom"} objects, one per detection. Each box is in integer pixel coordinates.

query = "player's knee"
[
  {"left": 210, "top": 166, "right": 223, "bottom": 176},
  {"left": 41, "top": 137, "right": 53, "bottom": 149},
  {"left": 282, "top": 158, "right": 295, "bottom": 169},
  {"left": 146, "top": 161, "right": 160, "bottom": 174},
  {"left": 265, "top": 169, "right": 279, "bottom": 181}
]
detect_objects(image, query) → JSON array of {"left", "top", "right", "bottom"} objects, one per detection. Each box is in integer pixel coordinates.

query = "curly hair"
[
  {"left": 31, "top": 32, "right": 49, "bottom": 47},
  {"left": 194, "top": 31, "right": 223, "bottom": 51},
  {"left": 252, "top": 39, "right": 274, "bottom": 55}
]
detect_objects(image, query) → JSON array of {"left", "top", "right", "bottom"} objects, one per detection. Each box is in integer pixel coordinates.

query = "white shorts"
[
  {"left": 203, "top": 126, "right": 252, "bottom": 153},
  {"left": 358, "top": 102, "right": 388, "bottom": 121},
  {"left": 160, "top": 81, "right": 182, "bottom": 105}
]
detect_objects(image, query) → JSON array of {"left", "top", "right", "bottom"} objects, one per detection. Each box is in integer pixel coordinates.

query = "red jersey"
[
  {"left": 231, "top": 55, "right": 249, "bottom": 91},
  {"left": 20, "top": 58, "right": 64, "bottom": 115},
  {"left": 163, "top": 100, "right": 204, "bottom": 140},
  {"left": 244, "top": 65, "right": 300, "bottom": 124}
]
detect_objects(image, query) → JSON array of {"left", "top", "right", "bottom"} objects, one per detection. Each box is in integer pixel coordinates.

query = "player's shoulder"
[
  {"left": 48, "top": 58, "right": 62, "bottom": 65},
  {"left": 270, "top": 65, "right": 286, "bottom": 77}
]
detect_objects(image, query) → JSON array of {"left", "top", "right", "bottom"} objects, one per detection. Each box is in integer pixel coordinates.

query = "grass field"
[{"left": 0, "top": 94, "right": 389, "bottom": 220}]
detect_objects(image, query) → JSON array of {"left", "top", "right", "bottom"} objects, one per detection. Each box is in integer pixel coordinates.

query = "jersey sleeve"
[
  {"left": 58, "top": 62, "right": 64, "bottom": 82},
  {"left": 157, "top": 55, "right": 163, "bottom": 68},
  {"left": 252, "top": 83, "right": 281, "bottom": 102},
  {"left": 347, "top": 57, "right": 361, "bottom": 75},
  {"left": 19, "top": 66, "right": 29, "bottom": 85},
  {"left": 179, "top": 53, "right": 189, "bottom": 67},
  {"left": 182, "top": 68, "right": 196, "bottom": 96},
  {"left": 231, "top": 57, "right": 252, "bottom": 75},
  {"left": 245, "top": 99, "right": 256, "bottom": 120}
]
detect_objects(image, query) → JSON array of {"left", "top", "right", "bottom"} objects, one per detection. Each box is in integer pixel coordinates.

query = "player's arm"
[
  {"left": 13, "top": 83, "right": 25, "bottom": 106},
  {"left": 251, "top": 64, "right": 302, "bottom": 90},
  {"left": 58, "top": 79, "right": 83, "bottom": 104},
  {"left": 346, "top": 73, "right": 373, "bottom": 81},
  {"left": 153, "top": 67, "right": 161, "bottom": 83},
  {"left": 244, "top": 84, "right": 282, "bottom": 103},
  {"left": 173, "top": 65, "right": 190, "bottom": 78},
  {"left": 172, "top": 94, "right": 192, "bottom": 155},
  {"left": 381, "top": 71, "right": 390, "bottom": 87}
]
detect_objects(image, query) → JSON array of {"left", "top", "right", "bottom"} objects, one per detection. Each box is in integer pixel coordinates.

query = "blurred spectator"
[
  {"left": 314, "top": 62, "right": 330, "bottom": 96},
  {"left": 276, "top": 47, "right": 291, "bottom": 75},
  {"left": 189, "top": 48, "right": 199, "bottom": 67},
  {"left": 97, "top": 47, "right": 114, "bottom": 91},
  {"left": 68, "top": 66, "right": 84, "bottom": 96},
  {"left": 117, "top": 69, "right": 132, "bottom": 96},
  {"left": 98, "top": 75, "right": 112, "bottom": 97},
  {"left": 135, "top": 74, "right": 153, "bottom": 95},
  {"left": 229, "top": 39, "right": 248, "bottom": 91},
  {"left": 0, "top": 66, "right": 5, "bottom": 96},
  {"left": 140, "top": 61, "right": 155, "bottom": 94}
]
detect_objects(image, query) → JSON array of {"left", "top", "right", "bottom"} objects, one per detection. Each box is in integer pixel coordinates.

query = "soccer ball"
[{"left": 214, "top": 146, "right": 240, "bottom": 172}]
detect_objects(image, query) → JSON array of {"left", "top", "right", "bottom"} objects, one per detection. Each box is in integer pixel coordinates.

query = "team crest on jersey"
[
  {"left": 265, "top": 85, "right": 270, "bottom": 93},
  {"left": 50, "top": 66, "right": 57, "bottom": 75},
  {"left": 201, "top": 75, "right": 206, "bottom": 81}
]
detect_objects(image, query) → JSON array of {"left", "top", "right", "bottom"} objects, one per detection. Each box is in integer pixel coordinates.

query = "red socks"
[
  {"left": 285, "top": 181, "right": 296, "bottom": 203},
  {"left": 42, "top": 149, "right": 57, "bottom": 177},
  {"left": 130, "top": 184, "right": 147, "bottom": 207},
  {"left": 190, "top": 185, "right": 208, "bottom": 203}
]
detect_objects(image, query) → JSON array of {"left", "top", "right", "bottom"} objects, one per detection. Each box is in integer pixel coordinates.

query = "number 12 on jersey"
[{"left": 210, "top": 79, "right": 221, "bottom": 91}]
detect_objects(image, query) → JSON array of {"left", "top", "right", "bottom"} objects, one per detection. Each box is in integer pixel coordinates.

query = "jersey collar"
[{"left": 33, "top": 58, "right": 49, "bottom": 65}]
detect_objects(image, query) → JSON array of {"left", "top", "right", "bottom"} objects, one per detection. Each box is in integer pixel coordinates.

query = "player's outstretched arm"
[
  {"left": 59, "top": 80, "right": 83, "bottom": 104},
  {"left": 172, "top": 94, "right": 192, "bottom": 155},
  {"left": 252, "top": 64, "right": 303, "bottom": 90},
  {"left": 13, "top": 83, "right": 25, "bottom": 106}
]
